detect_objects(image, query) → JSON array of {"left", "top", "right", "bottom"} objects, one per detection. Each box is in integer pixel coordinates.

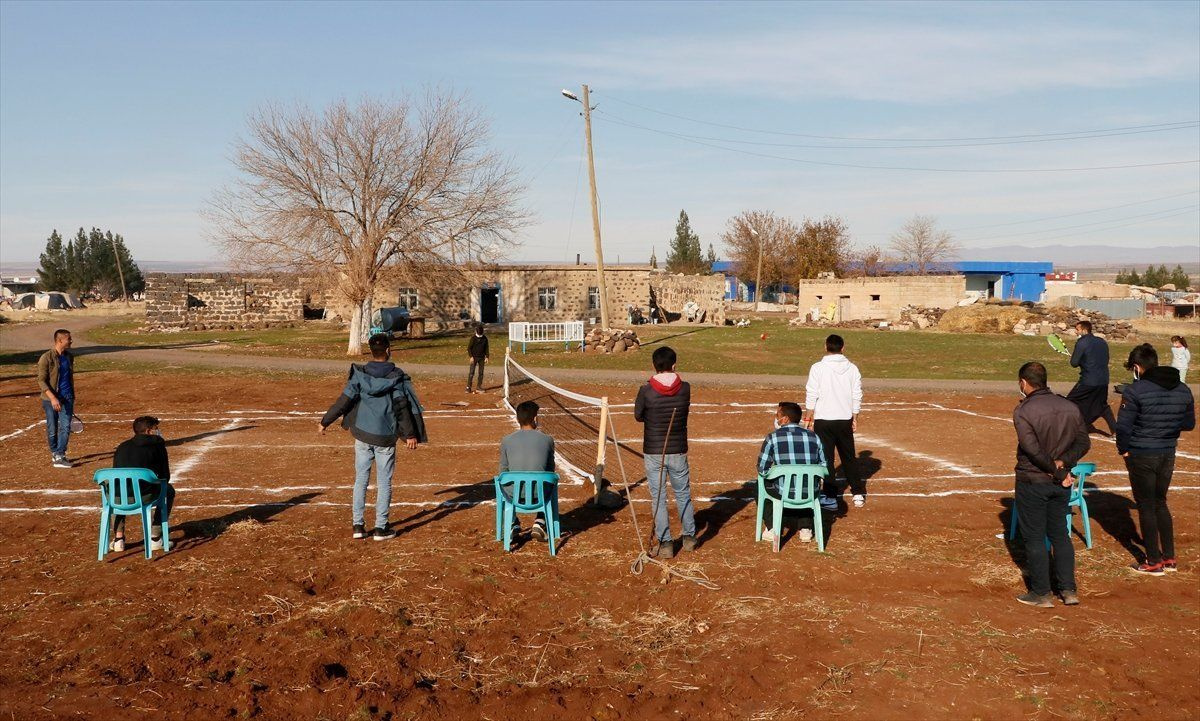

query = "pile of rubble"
[
  {"left": 897, "top": 306, "right": 949, "bottom": 330},
  {"left": 586, "top": 328, "right": 642, "bottom": 353},
  {"left": 1014, "top": 306, "right": 1134, "bottom": 340}
]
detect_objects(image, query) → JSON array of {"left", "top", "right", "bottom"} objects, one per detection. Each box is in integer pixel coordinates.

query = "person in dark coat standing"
[
  {"left": 634, "top": 345, "right": 695, "bottom": 559},
  {"left": 466, "top": 323, "right": 489, "bottom": 394},
  {"left": 1067, "top": 320, "right": 1117, "bottom": 435},
  {"left": 1012, "top": 361, "right": 1091, "bottom": 608},
  {"left": 109, "top": 416, "right": 175, "bottom": 553},
  {"left": 1117, "top": 343, "right": 1196, "bottom": 575}
]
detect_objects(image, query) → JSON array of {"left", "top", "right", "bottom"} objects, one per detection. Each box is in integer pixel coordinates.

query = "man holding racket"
[
  {"left": 1066, "top": 320, "right": 1117, "bottom": 435},
  {"left": 37, "top": 328, "right": 76, "bottom": 469},
  {"left": 634, "top": 346, "right": 696, "bottom": 559}
]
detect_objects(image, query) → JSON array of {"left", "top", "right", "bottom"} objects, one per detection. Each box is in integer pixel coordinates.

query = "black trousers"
[
  {"left": 1125, "top": 453, "right": 1176, "bottom": 564},
  {"left": 813, "top": 419, "right": 863, "bottom": 496},
  {"left": 1066, "top": 383, "right": 1116, "bottom": 431},
  {"left": 467, "top": 359, "right": 485, "bottom": 390},
  {"left": 1015, "top": 481, "right": 1075, "bottom": 596},
  {"left": 113, "top": 482, "right": 175, "bottom": 535}
]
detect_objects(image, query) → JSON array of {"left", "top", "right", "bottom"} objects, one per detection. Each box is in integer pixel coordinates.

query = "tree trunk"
[
  {"left": 360, "top": 296, "right": 373, "bottom": 344},
  {"left": 347, "top": 301, "right": 363, "bottom": 355}
]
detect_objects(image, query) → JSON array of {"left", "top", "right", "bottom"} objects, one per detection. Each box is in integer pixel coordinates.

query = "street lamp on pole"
[{"left": 562, "top": 86, "right": 610, "bottom": 330}]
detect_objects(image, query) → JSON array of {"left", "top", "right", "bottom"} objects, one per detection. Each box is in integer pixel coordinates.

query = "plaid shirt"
[{"left": 757, "top": 423, "right": 826, "bottom": 478}]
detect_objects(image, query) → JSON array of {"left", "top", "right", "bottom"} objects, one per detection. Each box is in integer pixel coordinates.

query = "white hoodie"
[{"left": 805, "top": 354, "right": 863, "bottom": 421}]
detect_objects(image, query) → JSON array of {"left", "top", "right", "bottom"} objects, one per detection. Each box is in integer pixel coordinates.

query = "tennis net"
[{"left": 503, "top": 349, "right": 608, "bottom": 495}]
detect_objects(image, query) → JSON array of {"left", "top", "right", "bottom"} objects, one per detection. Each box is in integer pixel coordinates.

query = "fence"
[
  {"left": 1061, "top": 297, "right": 1146, "bottom": 320},
  {"left": 508, "top": 321, "right": 586, "bottom": 353}
]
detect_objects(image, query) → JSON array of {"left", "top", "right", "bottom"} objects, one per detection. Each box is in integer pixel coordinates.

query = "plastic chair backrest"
[
  {"left": 762, "top": 463, "right": 826, "bottom": 505},
  {"left": 1068, "top": 462, "right": 1095, "bottom": 504},
  {"left": 496, "top": 471, "right": 559, "bottom": 511},
  {"left": 94, "top": 468, "right": 158, "bottom": 513}
]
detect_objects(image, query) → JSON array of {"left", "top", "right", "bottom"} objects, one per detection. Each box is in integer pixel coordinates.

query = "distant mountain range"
[{"left": 957, "top": 244, "right": 1199, "bottom": 268}]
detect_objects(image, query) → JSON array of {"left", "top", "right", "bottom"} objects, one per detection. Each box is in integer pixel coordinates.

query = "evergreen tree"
[
  {"left": 1127, "top": 268, "right": 1142, "bottom": 286},
  {"left": 705, "top": 243, "right": 718, "bottom": 270},
  {"left": 37, "top": 230, "right": 69, "bottom": 290},
  {"left": 1114, "top": 269, "right": 1127, "bottom": 284},
  {"left": 1169, "top": 264, "right": 1191, "bottom": 290},
  {"left": 665, "top": 210, "right": 708, "bottom": 274},
  {"left": 649, "top": 246, "right": 658, "bottom": 269}
]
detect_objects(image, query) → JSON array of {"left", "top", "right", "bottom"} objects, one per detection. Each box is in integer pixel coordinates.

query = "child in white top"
[{"left": 1171, "top": 336, "right": 1190, "bottom": 383}]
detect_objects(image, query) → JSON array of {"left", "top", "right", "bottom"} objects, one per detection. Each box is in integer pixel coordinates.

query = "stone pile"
[
  {"left": 586, "top": 328, "right": 642, "bottom": 353},
  {"left": 897, "top": 305, "right": 948, "bottom": 330},
  {"left": 1013, "top": 306, "right": 1134, "bottom": 340}
]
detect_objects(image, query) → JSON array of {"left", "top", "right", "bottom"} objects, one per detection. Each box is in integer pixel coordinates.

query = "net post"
[
  {"left": 503, "top": 346, "right": 511, "bottom": 406},
  {"left": 592, "top": 396, "right": 609, "bottom": 499}
]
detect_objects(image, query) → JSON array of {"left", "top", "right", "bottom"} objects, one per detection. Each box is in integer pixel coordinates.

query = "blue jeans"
[
  {"left": 643, "top": 453, "right": 696, "bottom": 543},
  {"left": 42, "top": 398, "right": 73, "bottom": 457},
  {"left": 353, "top": 440, "right": 395, "bottom": 529}
]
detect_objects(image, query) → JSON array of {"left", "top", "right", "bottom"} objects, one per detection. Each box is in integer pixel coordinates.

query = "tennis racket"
[
  {"left": 69, "top": 414, "right": 84, "bottom": 434},
  {"left": 1046, "top": 333, "right": 1070, "bottom": 356}
]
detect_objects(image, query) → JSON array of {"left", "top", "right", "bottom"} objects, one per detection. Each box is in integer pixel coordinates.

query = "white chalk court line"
[
  {"left": 172, "top": 420, "right": 248, "bottom": 482},
  {"left": 0, "top": 420, "right": 44, "bottom": 442}
]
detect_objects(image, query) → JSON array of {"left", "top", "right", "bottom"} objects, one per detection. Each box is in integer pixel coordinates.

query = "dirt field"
[{"left": 0, "top": 368, "right": 1197, "bottom": 721}]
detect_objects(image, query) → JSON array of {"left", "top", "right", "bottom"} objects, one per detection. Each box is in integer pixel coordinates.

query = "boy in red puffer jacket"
[{"left": 634, "top": 346, "right": 695, "bottom": 559}]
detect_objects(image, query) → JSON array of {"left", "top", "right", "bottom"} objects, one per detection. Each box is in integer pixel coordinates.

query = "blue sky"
[{"left": 1, "top": 0, "right": 1197, "bottom": 267}]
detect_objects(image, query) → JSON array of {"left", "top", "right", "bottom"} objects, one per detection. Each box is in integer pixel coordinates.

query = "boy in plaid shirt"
[{"left": 758, "top": 401, "right": 826, "bottom": 544}]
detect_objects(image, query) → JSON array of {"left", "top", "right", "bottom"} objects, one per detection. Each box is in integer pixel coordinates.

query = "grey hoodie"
[{"left": 321, "top": 363, "right": 425, "bottom": 446}]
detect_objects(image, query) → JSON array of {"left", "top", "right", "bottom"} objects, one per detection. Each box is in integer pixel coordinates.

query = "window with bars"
[
  {"left": 397, "top": 287, "right": 419, "bottom": 310},
  {"left": 538, "top": 287, "right": 557, "bottom": 311},
  {"left": 587, "top": 286, "right": 600, "bottom": 310}
]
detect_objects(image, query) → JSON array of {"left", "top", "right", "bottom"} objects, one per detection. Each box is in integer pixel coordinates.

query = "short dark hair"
[
  {"left": 54, "top": 328, "right": 71, "bottom": 341},
  {"left": 1125, "top": 343, "right": 1158, "bottom": 371},
  {"left": 1075, "top": 320, "right": 1092, "bottom": 333},
  {"left": 367, "top": 333, "right": 390, "bottom": 359},
  {"left": 1018, "top": 361, "right": 1047, "bottom": 389},
  {"left": 777, "top": 402, "right": 803, "bottom": 424},
  {"left": 652, "top": 346, "right": 677, "bottom": 372},
  {"left": 825, "top": 334, "right": 844, "bottom": 353},
  {"left": 516, "top": 400, "right": 539, "bottom": 427},
  {"left": 133, "top": 416, "right": 160, "bottom": 434}
]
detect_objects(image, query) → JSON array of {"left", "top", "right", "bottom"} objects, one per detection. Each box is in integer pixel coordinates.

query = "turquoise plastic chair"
[
  {"left": 755, "top": 463, "right": 827, "bottom": 553},
  {"left": 494, "top": 471, "right": 561, "bottom": 556},
  {"left": 1007, "top": 463, "right": 1095, "bottom": 549},
  {"left": 94, "top": 468, "right": 171, "bottom": 560}
]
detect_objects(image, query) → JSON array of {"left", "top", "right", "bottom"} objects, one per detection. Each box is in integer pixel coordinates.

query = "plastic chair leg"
[
  {"left": 813, "top": 501, "right": 826, "bottom": 553},
  {"left": 159, "top": 498, "right": 171, "bottom": 554},
  {"left": 502, "top": 503, "right": 516, "bottom": 552},
  {"left": 771, "top": 502, "right": 783, "bottom": 553},
  {"left": 1080, "top": 499, "right": 1092, "bottom": 549},
  {"left": 98, "top": 506, "right": 110, "bottom": 561},
  {"left": 142, "top": 507, "right": 154, "bottom": 559},
  {"left": 754, "top": 491, "right": 765, "bottom": 542},
  {"left": 494, "top": 494, "right": 503, "bottom": 541}
]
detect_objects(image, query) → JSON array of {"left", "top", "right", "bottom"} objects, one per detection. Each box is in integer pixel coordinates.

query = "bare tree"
[
  {"left": 846, "top": 244, "right": 888, "bottom": 278},
  {"left": 208, "top": 93, "right": 527, "bottom": 354},
  {"left": 889, "top": 215, "right": 959, "bottom": 274}
]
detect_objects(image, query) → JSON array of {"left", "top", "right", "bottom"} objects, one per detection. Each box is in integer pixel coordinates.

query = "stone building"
[
  {"left": 794, "top": 276, "right": 969, "bottom": 322},
  {"left": 144, "top": 273, "right": 307, "bottom": 330}
]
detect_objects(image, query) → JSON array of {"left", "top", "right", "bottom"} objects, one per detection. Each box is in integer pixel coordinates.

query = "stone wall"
[
  {"left": 145, "top": 273, "right": 303, "bottom": 330},
  {"left": 793, "top": 276, "right": 967, "bottom": 322},
  {"left": 649, "top": 272, "right": 727, "bottom": 325},
  {"left": 1044, "top": 281, "right": 1131, "bottom": 304}
]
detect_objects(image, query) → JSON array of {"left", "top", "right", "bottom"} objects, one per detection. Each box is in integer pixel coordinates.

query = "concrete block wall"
[
  {"left": 794, "top": 276, "right": 967, "bottom": 321},
  {"left": 649, "top": 272, "right": 727, "bottom": 325},
  {"left": 144, "top": 273, "right": 303, "bottom": 330}
]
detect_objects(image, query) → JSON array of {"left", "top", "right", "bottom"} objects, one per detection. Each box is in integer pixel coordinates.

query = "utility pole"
[
  {"left": 580, "top": 85, "right": 610, "bottom": 329},
  {"left": 110, "top": 234, "right": 129, "bottom": 307},
  {"left": 752, "top": 226, "right": 764, "bottom": 311}
]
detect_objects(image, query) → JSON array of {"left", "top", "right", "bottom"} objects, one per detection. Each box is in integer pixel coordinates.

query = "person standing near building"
[
  {"left": 1116, "top": 344, "right": 1196, "bottom": 575},
  {"left": 1170, "top": 336, "right": 1190, "bottom": 384},
  {"left": 1067, "top": 320, "right": 1117, "bottom": 435},
  {"left": 37, "top": 328, "right": 75, "bottom": 468},
  {"left": 804, "top": 334, "right": 864, "bottom": 509},
  {"left": 1012, "top": 361, "right": 1091, "bottom": 607},
  {"left": 466, "top": 323, "right": 489, "bottom": 394}
]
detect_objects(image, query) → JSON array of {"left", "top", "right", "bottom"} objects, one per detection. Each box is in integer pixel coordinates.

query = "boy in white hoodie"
[{"left": 804, "top": 334, "right": 865, "bottom": 509}]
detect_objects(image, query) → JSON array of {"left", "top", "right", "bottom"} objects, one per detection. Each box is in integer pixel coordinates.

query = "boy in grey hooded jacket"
[{"left": 319, "top": 335, "right": 424, "bottom": 540}]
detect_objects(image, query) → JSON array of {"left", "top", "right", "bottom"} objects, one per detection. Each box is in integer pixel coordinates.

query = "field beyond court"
[{"left": 0, "top": 368, "right": 1197, "bottom": 721}]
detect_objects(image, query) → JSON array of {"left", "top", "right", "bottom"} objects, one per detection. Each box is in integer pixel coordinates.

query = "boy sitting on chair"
[
  {"left": 109, "top": 415, "right": 175, "bottom": 552},
  {"left": 758, "top": 402, "right": 826, "bottom": 547},
  {"left": 499, "top": 400, "right": 555, "bottom": 542}
]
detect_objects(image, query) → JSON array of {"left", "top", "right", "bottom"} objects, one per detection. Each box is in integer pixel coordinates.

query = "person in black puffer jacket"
[
  {"left": 634, "top": 346, "right": 695, "bottom": 559},
  {"left": 1116, "top": 343, "right": 1196, "bottom": 575}
]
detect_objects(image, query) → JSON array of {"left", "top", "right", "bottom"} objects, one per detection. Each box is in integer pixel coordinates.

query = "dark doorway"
[
  {"left": 986, "top": 280, "right": 997, "bottom": 298},
  {"left": 481, "top": 287, "right": 500, "bottom": 324}
]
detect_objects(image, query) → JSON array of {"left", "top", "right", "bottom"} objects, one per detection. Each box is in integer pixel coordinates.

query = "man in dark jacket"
[
  {"left": 36, "top": 328, "right": 75, "bottom": 468},
  {"left": 467, "top": 323, "right": 489, "bottom": 394},
  {"left": 634, "top": 346, "right": 695, "bottom": 559},
  {"left": 1067, "top": 320, "right": 1117, "bottom": 435},
  {"left": 1012, "top": 361, "right": 1091, "bottom": 608},
  {"left": 109, "top": 416, "right": 175, "bottom": 552},
  {"left": 1116, "top": 343, "right": 1196, "bottom": 575},
  {"left": 319, "top": 334, "right": 421, "bottom": 541}
]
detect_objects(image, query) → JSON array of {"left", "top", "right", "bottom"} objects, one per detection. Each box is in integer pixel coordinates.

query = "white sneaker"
[
  {"left": 853, "top": 494, "right": 866, "bottom": 508},
  {"left": 52, "top": 456, "right": 72, "bottom": 469},
  {"left": 799, "top": 528, "right": 814, "bottom": 543},
  {"left": 109, "top": 538, "right": 125, "bottom": 553},
  {"left": 150, "top": 536, "right": 163, "bottom": 551},
  {"left": 761, "top": 527, "right": 777, "bottom": 544}
]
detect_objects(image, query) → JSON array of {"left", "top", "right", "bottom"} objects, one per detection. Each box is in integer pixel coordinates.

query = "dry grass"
[{"left": 939, "top": 305, "right": 1033, "bottom": 334}]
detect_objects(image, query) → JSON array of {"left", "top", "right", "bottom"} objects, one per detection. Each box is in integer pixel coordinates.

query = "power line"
[
  {"left": 593, "top": 113, "right": 1200, "bottom": 174},
  {"left": 1019, "top": 208, "right": 1200, "bottom": 244},
  {"left": 597, "top": 91, "right": 1200, "bottom": 143},
  {"left": 957, "top": 204, "right": 1200, "bottom": 243},
  {"left": 595, "top": 109, "right": 1198, "bottom": 150}
]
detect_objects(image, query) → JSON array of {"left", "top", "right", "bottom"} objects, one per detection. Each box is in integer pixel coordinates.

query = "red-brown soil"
[{"left": 0, "top": 369, "right": 1197, "bottom": 721}]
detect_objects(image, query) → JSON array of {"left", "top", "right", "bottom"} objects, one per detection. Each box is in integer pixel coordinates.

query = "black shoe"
[
  {"left": 352, "top": 524, "right": 367, "bottom": 540},
  {"left": 680, "top": 534, "right": 697, "bottom": 552},
  {"left": 530, "top": 523, "right": 548, "bottom": 542},
  {"left": 372, "top": 526, "right": 397, "bottom": 542},
  {"left": 1016, "top": 592, "right": 1054, "bottom": 608}
]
